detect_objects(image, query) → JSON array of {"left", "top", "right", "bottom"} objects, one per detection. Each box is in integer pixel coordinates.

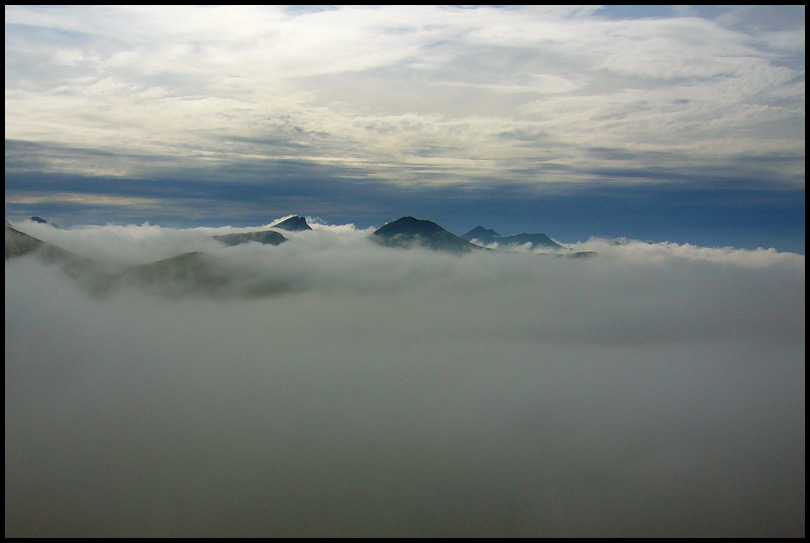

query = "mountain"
[
  {"left": 460, "top": 226, "right": 501, "bottom": 244},
  {"left": 461, "top": 226, "right": 566, "bottom": 250},
  {"left": 123, "top": 252, "right": 265, "bottom": 298},
  {"left": 7, "top": 215, "right": 595, "bottom": 297},
  {"left": 271, "top": 216, "right": 312, "bottom": 232},
  {"left": 6, "top": 221, "right": 44, "bottom": 259},
  {"left": 213, "top": 230, "right": 287, "bottom": 246},
  {"left": 5, "top": 221, "right": 121, "bottom": 295},
  {"left": 372, "top": 216, "right": 481, "bottom": 254},
  {"left": 30, "top": 216, "right": 61, "bottom": 228},
  {"left": 498, "top": 233, "right": 564, "bottom": 250},
  {"left": 5, "top": 220, "right": 78, "bottom": 261},
  {"left": 5, "top": 221, "right": 289, "bottom": 298}
]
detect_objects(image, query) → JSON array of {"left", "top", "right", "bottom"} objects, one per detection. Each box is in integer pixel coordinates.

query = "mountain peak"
[
  {"left": 375, "top": 216, "right": 445, "bottom": 237},
  {"left": 372, "top": 216, "right": 479, "bottom": 254},
  {"left": 30, "top": 216, "right": 60, "bottom": 228},
  {"left": 271, "top": 216, "right": 312, "bottom": 231},
  {"left": 462, "top": 225, "right": 566, "bottom": 250},
  {"left": 461, "top": 226, "right": 501, "bottom": 244}
]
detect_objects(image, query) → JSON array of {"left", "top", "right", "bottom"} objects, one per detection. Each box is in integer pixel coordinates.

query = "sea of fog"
[{"left": 5, "top": 220, "right": 805, "bottom": 537}]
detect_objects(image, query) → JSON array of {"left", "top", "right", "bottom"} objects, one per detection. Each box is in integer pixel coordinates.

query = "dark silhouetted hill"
[
  {"left": 461, "top": 226, "right": 501, "bottom": 243},
  {"left": 271, "top": 216, "right": 312, "bottom": 231},
  {"left": 5, "top": 221, "right": 290, "bottom": 298},
  {"left": 30, "top": 216, "right": 61, "bottom": 228},
  {"left": 6, "top": 221, "right": 44, "bottom": 259},
  {"left": 462, "top": 226, "right": 566, "bottom": 250},
  {"left": 5, "top": 220, "right": 119, "bottom": 295},
  {"left": 214, "top": 230, "right": 287, "bottom": 246},
  {"left": 372, "top": 216, "right": 481, "bottom": 254}
]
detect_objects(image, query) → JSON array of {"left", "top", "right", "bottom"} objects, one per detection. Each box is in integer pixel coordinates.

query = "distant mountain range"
[
  {"left": 8, "top": 215, "right": 581, "bottom": 255},
  {"left": 4, "top": 221, "right": 291, "bottom": 297},
  {"left": 460, "top": 226, "right": 565, "bottom": 250},
  {"left": 6, "top": 215, "right": 592, "bottom": 297}
]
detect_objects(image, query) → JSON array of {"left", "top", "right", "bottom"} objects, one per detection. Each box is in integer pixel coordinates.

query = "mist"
[{"left": 5, "top": 221, "right": 805, "bottom": 537}]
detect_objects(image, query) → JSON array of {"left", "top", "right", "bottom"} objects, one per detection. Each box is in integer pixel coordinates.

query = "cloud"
[
  {"left": 570, "top": 236, "right": 806, "bottom": 268},
  {"left": 5, "top": 223, "right": 805, "bottom": 536},
  {"left": 5, "top": 192, "right": 162, "bottom": 208},
  {"left": 5, "top": 6, "right": 803, "bottom": 189}
]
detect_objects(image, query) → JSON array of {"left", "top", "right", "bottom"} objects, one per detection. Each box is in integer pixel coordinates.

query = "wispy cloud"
[
  {"left": 5, "top": 5, "right": 804, "bottom": 187},
  {"left": 6, "top": 192, "right": 162, "bottom": 208}
]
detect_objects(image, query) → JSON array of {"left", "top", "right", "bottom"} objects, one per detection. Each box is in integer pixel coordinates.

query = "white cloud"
[
  {"left": 6, "top": 192, "right": 163, "bottom": 208},
  {"left": 5, "top": 6, "right": 804, "bottom": 186},
  {"left": 571, "top": 237, "right": 806, "bottom": 268}
]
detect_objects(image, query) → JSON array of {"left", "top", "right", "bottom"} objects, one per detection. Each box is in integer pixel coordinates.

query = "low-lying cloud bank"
[{"left": 5, "top": 220, "right": 805, "bottom": 536}]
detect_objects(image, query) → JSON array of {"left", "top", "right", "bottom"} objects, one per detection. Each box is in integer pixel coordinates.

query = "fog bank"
[{"left": 5, "top": 223, "right": 805, "bottom": 536}]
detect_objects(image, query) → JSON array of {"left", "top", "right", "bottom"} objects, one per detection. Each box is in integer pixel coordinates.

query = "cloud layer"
[
  {"left": 5, "top": 6, "right": 804, "bottom": 186},
  {"left": 5, "top": 222, "right": 805, "bottom": 536}
]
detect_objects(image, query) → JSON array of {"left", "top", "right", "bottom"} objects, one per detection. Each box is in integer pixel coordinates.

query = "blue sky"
[{"left": 4, "top": 5, "right": 805, "bottom": 252}]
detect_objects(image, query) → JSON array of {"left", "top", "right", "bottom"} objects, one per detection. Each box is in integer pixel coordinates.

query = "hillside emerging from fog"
[
  {"left": 5, "top": 215, "right": 591, "bottom": 298},
  {"left": 6, "top": 214, "right": 802, "bottom": 301}
]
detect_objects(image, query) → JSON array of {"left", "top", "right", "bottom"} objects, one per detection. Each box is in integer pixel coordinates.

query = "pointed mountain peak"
[
  {"left": 271, "top": 216, "right": 312, "bottom": 231},
  {"left": 30, "top": 216, "right": 60, "bottom": 228},
  {"left": 461, "top": 226, "right": 501, "bottom": 243},
  {"left": 464, "top": 226, "right": 501, "bottom": 237}
]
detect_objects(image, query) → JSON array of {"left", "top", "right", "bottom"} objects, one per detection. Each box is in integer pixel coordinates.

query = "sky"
[
  {"left": 4, "top": 5, "right": 805, "bottom": 253},
  {"left": 5, "top": 7, "right": 805, "bottom": 534},
  {"left": 4, "top": 220, "right": 806, "bottom": 536}
]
